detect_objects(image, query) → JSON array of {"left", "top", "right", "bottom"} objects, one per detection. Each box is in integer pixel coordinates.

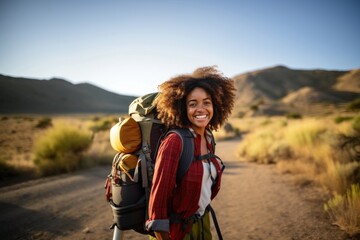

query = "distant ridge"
[
  {"left": 232, "top": 65, "right": 360, "bottom": 116},
  {"left": 1, "top": 66, "right": 359, "bottom": 116},
  {"left": 0, "top": 74, "right": 136, "bottom": 114}
]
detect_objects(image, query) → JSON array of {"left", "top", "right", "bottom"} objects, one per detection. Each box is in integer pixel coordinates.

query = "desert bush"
[
  {"left": 213, "top": 122, "right": 240, "bottom": 141},
  {"left": 237, "top": 117, "right": 360, "bottom": 235},
  {"left": 223, "top": 122, "right": 234, "bottom": 133},
  {"left": 286, "top": 112, "right": 302, "bottom": 119},
  {"left": 338, "top": 117, "right": 360, "bottom": 163},
  {"left": 90, "top": 117, "right": 117, "bottom": 132},
  {"left": 250, "top": 104, "right": 259, "bottom": 111},
  {"left": 324, "top": 184, "right": 360, "bottom": 237},
  {"left": 238, "top": 125, "right": 282, "bottom": 163},
  {"left": 33, "top": 124, "right": 92, "bottom": 176},
  {"left": 284, "top": 120, "right": 327, "bottom": 148},
  {"left": 35, "top": 117, "right": 52, "bottom": 129},
  {"left": 346, "top": 98, "right": 360, "bottom": 111},
  {"left": 353, "top": 115, "right": 360, "bottom": 132},
  {"left": 0, "top": 157, "right": 18, "bottom": 179},
  {"left": 320, "top": 161, "right": 360, "bottom": 195},
  {"left": 237, "top": 118, "right": 357, "bottom": 193},
  {"left": 334, "top": 116, "right": 353, "bottom": 124}
]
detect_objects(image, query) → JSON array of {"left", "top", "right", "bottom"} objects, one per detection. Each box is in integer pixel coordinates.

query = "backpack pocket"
[
  {"left": 110, "top": 195, "right": 146, "bottom": 232},
  {"left": 110, "top": 117, "right": 141, "bottom": 153},
  {"left": 117, "top": 153, "right": 139, "bottom": 181}
]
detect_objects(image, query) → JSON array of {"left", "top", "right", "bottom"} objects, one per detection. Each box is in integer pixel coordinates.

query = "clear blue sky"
[{"left": 1, "top": 0, "right": 359, "bottom": 96}]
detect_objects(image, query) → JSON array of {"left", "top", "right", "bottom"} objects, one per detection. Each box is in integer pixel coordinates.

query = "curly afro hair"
[{"left": 154, "top": 66, "right": 236, "bottom": 131}]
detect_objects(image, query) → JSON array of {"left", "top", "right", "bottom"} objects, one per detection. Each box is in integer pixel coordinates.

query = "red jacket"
[{"left": 146, "top": 128, "right": 223, "bottom": 240}]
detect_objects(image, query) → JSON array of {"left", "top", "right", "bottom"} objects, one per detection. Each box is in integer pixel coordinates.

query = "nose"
[{"left": 196, "top": 103, "right": 207, "bottom": 111}]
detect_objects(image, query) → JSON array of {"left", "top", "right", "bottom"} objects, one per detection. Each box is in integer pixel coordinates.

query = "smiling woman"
[
  {"left": 146, "top": 66, "right": 236, "bottom": 240},
  {"left": 186, "top": 87, "right": 214, "bottom": 135}
]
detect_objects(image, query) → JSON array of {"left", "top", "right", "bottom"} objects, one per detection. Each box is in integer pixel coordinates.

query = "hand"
[{"left": 154, "top": 231, "right": 170, "bottom": 240}]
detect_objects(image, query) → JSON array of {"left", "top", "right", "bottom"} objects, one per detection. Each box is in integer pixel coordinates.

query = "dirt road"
[{"left": 0, "top": 139, "right": 347, "bottom": 240}]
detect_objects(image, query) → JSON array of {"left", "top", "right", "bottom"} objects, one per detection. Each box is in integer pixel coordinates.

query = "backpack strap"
[
  {"left": 208, "top": 205, "right": 223, "bottom": 240},
  {"left": 165, "top": 128, "right": 195, "bottom": 185},
  {"left": 164, "top": 129, "right": 224, "bottom": 239}
]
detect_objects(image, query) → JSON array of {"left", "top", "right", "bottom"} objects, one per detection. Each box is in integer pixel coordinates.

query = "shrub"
[
  {"left": 0, "top": 157, "right": 18, "bottom": 179},
  {"left": 334, "top": 116, "right": 353, "bottom": 124},
  {"left": 284, "top": 120, "right": 327, "bottom": 148},
  {"left": 33, "top": 124, "right": 92, "bottom": 176},
  {"left": 223, "top": 123, "right": 234, "bottom": 133},
  {"left": 237, "top": 126, "right": 280, "bottom": 163},
  {"left": 353, "top": 115, "right": 360, "bottom": 132},
  {"left": 90, "top": 117, "right": 116, "bottom": 132},
  {"left": 285, "top": 112, "right": 302, "bottom": 119},
  {"left": 324, "top": 184, "right": 360, "bottom": 237},
  {"left": 250, "top": 104, "right": 259, "bottom": 111},
  {"left": 339, "top": 118, "right": 360, "bottom": 163},
  {"left": 346, "top": 98, "right": 360, "bottom": 111},
  {"left": 35, "top": 117, "right": 52, "bottom": 129},
  {"left": 237, "top": 118, "right": 356, "bottom": 193}
]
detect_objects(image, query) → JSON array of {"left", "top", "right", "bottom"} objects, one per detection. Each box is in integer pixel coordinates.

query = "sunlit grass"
[
  {"left": 236, "top": 115, "right": 360, "bottom": 235},
  {"left": 324, "top": 184, "right": 360, "bottom": 236},
  {"left": 236, "top": 116, "right": 359, "bottom": 194},
  {"left": 33, "top": 122, "right": 93, "bottom": 176}
]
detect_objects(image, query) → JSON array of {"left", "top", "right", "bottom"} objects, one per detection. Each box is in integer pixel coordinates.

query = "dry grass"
[
  {"left": 0, "top": 115, "right": 117, "bottom": 180},
  {"left": 235, "top": 114, "right": 360, "bottom": 235},
  {"left": 236, "top": 116, "right": 359, "bottom": 193},
  {"left": 33, "top": 122, "right": 93, "bottom": 176},
  {"left": 324, "top": 184, "right": 360, "bottom": 237},
  {"left": 213, "top": 122, "right": 240, "bottom": 141}
]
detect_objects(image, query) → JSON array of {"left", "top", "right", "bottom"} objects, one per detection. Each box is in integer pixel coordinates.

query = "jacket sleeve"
[{"left": 146, "top": 133, "right": 182, "bottom": 232}]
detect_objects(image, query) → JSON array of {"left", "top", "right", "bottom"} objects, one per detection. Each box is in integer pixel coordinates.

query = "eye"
[
  {"left": 204, "top": 100, "right": 212, "bottom": 106},
  {"left": 188, "top": 102, "right": 196, "bottom": 108}
]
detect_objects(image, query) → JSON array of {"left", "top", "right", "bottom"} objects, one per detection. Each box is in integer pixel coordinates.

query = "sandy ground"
[{"left": 0, "top": 138, "right": 352, "bottom": 240}]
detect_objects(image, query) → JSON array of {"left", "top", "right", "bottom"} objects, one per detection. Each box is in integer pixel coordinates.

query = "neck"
[{"left": 192, "top": 127, "right": 205, "bottom": 136}]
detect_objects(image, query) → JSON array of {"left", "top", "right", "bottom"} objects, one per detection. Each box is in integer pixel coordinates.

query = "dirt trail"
[{"left": 0, "top": 139, "right": 347, "bottom": 240}]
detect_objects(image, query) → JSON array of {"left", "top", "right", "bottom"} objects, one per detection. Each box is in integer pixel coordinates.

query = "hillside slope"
[
  {"left": 0, "top": 75, "right": 136, "bottom": 114},
  {"left": 1, "top": 66, "right": 359, "bottom": 115},
  {"left": 232, "top": 66, "right": 360, "bottom": 116}
]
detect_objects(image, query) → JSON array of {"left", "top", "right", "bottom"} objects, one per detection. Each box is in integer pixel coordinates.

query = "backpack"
[{"left": 104, "top": 92, "right": 214, "bottom": 235}]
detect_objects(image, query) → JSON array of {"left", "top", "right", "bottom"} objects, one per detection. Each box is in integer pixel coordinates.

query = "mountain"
[
  {"left": 0, "top": 75, "right": 136, "bottom": 114},
  {"left": 1, "top": 66, "right": 359, "bottom": 115},
  {"left": 232, "top": 66, "right": 360, "bottom": 116}
]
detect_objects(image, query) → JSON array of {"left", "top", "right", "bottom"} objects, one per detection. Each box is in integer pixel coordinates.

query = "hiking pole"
[{"left": 112, "top": 225, "right": 124, "bottom": 240}]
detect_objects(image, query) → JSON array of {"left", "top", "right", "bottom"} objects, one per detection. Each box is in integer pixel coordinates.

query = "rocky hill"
[
  {"left": 232, "top": 66, "right": 360, "bottom": 116},
  {"left": 0, "top": 75, "right": 136, "bottom": 114}
]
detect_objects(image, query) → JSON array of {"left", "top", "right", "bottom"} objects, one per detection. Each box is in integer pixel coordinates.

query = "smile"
[{"left": 194, "top": 115, "right": 208, "bottom": 119}]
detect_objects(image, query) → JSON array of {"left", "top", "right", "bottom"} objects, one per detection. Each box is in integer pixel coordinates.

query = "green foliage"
[
  {"left": 90, "top": 117, "right": 116, "bottom": 132},
  {"left": 285, "top": 112, "right": 302, "bottom": 119},
  {"left": 35, "top": 117, "right": 52, "bottom": 129},
  {"left": 250, "top": 104, "right": 259, "bottom": 111},
  {"left": 352, "top": 115, "right": 360, "bottom": 131},
  {"left": 223, "top": 123, "right": 234, "bottom": 133},
  {"left": 339, "top": 116, "right": 360, "bottom": 163},
  {"left": 346, "top": 98, "right": 360, "bottom": 111},
  {"left": 235, "top": 111, "right": 245, "bottom": 118},
  {"left": 334, "top": 116, "right": 353, "bottom": 124},
  {"left": 33, "top": 124, "right": 92, "bottom": 176},
  {"left": 324, "top": 184, "right": 360, "bottom": 236}
]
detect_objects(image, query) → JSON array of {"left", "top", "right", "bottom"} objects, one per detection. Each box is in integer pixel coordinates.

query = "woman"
[{"left": 146, "top": 66, "right": 236, "bottom": 240}]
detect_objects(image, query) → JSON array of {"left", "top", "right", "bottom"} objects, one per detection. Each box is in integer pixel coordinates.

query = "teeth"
[{"left": 195, "top": 115, "right": 207, "bottom": 119}]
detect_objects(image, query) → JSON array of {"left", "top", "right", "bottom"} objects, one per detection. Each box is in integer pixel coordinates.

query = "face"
[{"left": 186, "top": 87, "right": 213, "bottom": 134}]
